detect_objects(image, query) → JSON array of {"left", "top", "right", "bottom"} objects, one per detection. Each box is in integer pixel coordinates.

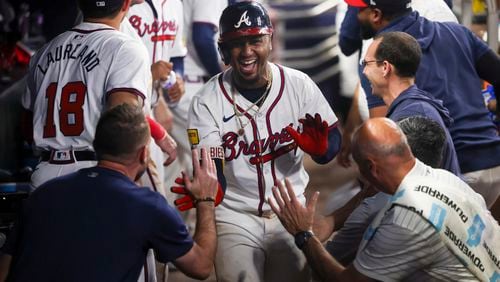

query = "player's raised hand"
[
  {"left": 174, "top": 148, "right": 218, "bottom": 210},
  {"left": 268, "top": 178, "right": 319, "bottom": 235},
  {"left": 171, "top": 177, "right": 224, "bottom": 211},
  {"left": 156, "top": 132, "right": 177, "bottom": 166},
  {"left": 286, "top": 113, "right": 328, "bottom": 157},
  {"left": 171, "top": 175, "right": 195, "bottom": 211}
]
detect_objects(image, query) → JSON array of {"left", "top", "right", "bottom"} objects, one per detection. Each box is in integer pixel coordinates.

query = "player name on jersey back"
[
  {"left": 24, "top": 22, "right": 151, "bottom": 152},
  {"left": 37, "top": 42, "right": 100, "bottom": 74}
]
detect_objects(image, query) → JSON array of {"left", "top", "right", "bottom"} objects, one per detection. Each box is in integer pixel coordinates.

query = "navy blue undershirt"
[
  {"left": 234, "top": 83, "right": 268, "bottom": 105},
  {"left": 192, "top": 23, "right": 222, "bottom": 76},
  {"left": 170, "top": 56, "right": 184, "bottom": 76}
]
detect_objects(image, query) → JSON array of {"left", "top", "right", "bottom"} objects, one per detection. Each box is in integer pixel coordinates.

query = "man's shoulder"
[
  {"left": 389, "top": 96, "right": 438, "bottom": 120},
  {"left": 277, "top": 64, "right": 309, "bottom": 80},
  {"left": 383, "top": 204, "right": 434, "bottom": 233}
]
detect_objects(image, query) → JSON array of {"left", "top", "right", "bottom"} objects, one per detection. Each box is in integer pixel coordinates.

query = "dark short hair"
[
  {"left": 397, "top": 116, "right": 446, "bottom": 168},
  {"left": 78, "top": 0, "right": 124, "bottom": 19},
  {"left": 93, "top": 104, "right": 150, "bottom": 161},
  {"left": 373, "top": 31, "right": 422, "bottom": 78}
]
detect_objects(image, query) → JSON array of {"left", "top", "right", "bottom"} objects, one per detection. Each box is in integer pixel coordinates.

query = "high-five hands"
[
  {"left": 171, "top": 148, "right": 221, "bottom": 211},
  {"left": 171, "top": 148, "right": 218, "bottom": 211},
  {"left": 286, "top": 113, "right": 328, "bottom": 157}
]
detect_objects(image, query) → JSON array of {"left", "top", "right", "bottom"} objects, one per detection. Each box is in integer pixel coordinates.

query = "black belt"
[{"left": 41, "top": 150, "right": 96, "bottom": 164}]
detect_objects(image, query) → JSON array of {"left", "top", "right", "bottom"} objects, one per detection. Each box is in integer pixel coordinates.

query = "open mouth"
[{"left": 239, "top": 59, "right": 257, "bottom": 75}]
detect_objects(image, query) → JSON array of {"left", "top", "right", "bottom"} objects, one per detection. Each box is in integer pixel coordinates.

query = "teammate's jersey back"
[{"left": 23, "top": 22, "right": 150, "bottom": 151}]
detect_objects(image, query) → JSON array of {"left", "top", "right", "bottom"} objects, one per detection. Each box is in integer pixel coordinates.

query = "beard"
[{"left": 359, "top": 21, "right": 377, "bottom": 40}]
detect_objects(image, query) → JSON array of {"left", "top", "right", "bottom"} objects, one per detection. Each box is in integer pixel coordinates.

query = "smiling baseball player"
[{"left": 171, "top": 2, "right": 342, "bottom": 281}]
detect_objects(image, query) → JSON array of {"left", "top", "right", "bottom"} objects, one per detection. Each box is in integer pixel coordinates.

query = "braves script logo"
[
  {"left": 234, "top": 10, "right": 251, "bottom": 28},
  {"left": 222, "top": 126, "right": 297, "bottom": 164},
  {"left": 129, "top": 15, "right": 177, "bottom": 39}
]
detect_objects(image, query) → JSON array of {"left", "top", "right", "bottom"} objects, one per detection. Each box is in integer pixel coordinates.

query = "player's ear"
[
  {"left": 121, "top": 0, "right": 132, "bottom": 12},
  {"left": 367, "top": 158, "right": 377, "bottom": 176}
]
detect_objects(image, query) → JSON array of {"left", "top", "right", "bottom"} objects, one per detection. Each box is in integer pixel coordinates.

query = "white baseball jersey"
[
  {"left": 127, "top": 0, "right": 186, "bottom": 64},
  {"left": 22, "top": 22, "right": 150, "bottom": 151},
  {"left": 183, "top": 0, "right": 226, "bottom": 77},
  {"left": 188, "top": 63, "right": 338, "bottom": 216}
]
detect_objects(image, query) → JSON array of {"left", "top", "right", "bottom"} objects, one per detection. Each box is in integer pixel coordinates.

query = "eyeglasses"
[{"left": 361, "top": 59, "right": 383, "bottom": 67}]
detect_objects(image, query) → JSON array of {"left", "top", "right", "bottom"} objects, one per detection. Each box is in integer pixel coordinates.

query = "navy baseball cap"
[
  {"left": 78, "top": 0, "right": 124, "bottom": 16},
  {"left": 344, "top": 0, "right": 411, "bottom": 13}
]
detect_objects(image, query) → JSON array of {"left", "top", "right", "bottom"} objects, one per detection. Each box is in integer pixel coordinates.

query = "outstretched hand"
[
  {"left": 171, "top": 175, "right": 224, "bottom": 211},
  {"left": 286, "top": 113, "right": 328, "bottom": 157},
  {"left": 268, "top": 178, "right": 319, "bottom": 235},
  {"left": 170, "top": 148, "right": 221, "bottom": 211}
]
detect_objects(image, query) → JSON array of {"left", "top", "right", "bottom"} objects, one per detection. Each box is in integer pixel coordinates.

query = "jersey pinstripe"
[
  {"left": 188, "top": 63, "right": 338, "bottom": 215},
  {"left": 22, "top": 22, "right": 150, "bottom": 151},
  {"left": 354, "top": 205, "right": 477, "bottom": 281}
]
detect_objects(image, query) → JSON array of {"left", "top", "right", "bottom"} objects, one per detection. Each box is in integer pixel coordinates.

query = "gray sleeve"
[
  {"left": 353, "top": 206, "right": 439, "bottom": 282},
  {"left": 326, "top": 192, "right": 390, "bottom": 265}
]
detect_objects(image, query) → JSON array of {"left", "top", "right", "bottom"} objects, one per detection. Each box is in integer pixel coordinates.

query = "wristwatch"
[{"left": 294, "top": 230, "right": 314, "bottom": 249}]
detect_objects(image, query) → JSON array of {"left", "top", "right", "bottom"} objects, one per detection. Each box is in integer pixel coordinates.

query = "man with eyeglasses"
[
  {"left": 361, "top": 31, "right": 459, "bottom": 177},
  {"left": 343, "top": 0, "right": 500, "bottom": 218}
]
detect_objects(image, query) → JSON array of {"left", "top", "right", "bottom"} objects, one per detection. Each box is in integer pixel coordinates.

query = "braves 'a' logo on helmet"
[{"left": 234, "top": 10, "right": 252, "bottom": 28}]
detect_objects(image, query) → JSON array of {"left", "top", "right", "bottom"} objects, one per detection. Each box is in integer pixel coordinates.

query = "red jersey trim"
[{"left": 106, "top": 88, "right": 146, "bottom": 102}]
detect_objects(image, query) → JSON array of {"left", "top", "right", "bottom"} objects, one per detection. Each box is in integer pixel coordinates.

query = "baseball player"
[
  {"left": 127, "top": 0, "right": 185, "bottom": 114},
  {"left": 171, "top": 2, "right": 342, "bottom": 281},
  {"left": 123, "top": 0, "right": 185, "bottom": 201},
  {"left": 23, "top": 0, "right": 176, "bottom": 189}
]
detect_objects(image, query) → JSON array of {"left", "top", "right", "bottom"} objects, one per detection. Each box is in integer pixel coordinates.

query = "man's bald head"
[
  {"left": 351, "top": 118, "right": 415, "bottom": 193},
  {"left": 352, "top": 118, "right": 412, "bottom": 162}
]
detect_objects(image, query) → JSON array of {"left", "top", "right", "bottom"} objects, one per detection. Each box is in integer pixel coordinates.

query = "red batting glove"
[
  {"left": 286, "top": 113, "right": 328, "bottom": 157},
  {"left": 171, "top": 176, "right": 224, "bottom": 211}
]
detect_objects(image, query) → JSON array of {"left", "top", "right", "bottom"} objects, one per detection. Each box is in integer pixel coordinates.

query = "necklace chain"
[{"left": 231, "top": 67, "right": 273, "bottom": 136}]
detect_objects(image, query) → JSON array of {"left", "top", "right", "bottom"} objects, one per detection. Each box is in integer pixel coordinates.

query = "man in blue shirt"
[
  {"left": 344, "top": 0, "right": 500, "bottom": 216},
  {"left": 363, "top": 31, "right": 460, "bottom": 175},
  {"left": 0, "top": 104, "right": 219, "bottom": 281}
]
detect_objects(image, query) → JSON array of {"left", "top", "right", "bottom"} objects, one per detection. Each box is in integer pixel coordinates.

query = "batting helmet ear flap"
[{"left": 218, "top": 41, "right": 231, "bottom": 65}]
